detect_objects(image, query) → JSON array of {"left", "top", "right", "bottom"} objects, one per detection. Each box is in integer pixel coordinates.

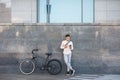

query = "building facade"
[
  {"left": 0, "top": 0, "right": 120, "bottom": 23},
  {"left": 0, "top": 0, "right": 120, "bottom": 74}
]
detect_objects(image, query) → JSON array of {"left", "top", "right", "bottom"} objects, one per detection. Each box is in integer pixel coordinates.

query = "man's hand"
[
  {"left": 69, "top": 45, "right": 71, "bottom": 49},
  {"left": 64, "top": 45, "right": 67, "bottom": 49}
]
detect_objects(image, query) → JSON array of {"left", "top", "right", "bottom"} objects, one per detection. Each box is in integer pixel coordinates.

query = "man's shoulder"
[
  {"left": 70, "top": 41, "right": 73, "bottom": 43},
  {"left": 62, "top": 40, "right": 66, "bottom": 42},
  {"left": 62, "top": 40, "right": 73, "bottom": 43}
]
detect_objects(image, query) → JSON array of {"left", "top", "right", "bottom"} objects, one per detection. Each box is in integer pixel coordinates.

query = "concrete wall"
[
  {"left": 95, "top": 0, "right": 120, "bottom": 23},
  {"left": 0, "top": 23, "right": 120, "bottom": 74}
]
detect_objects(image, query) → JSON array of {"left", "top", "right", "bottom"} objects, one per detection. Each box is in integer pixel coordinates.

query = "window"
[
  {"left": 50, "top": 0, "right": 81, "bottom": 23},
  {"left": 0, "top": 0, "right": 37, "bottom": 23},
  {"left": 37, "top": 0, "right": 94, "bottom": 23},
  {"left": 0, "top": 0, "right": 94, "bottom": 23},
  {"left": 11, "top": 0, "right": 37, "bottom": 23},
  {"left": 83, "top": 0, "right": 94, "bottom": 23},
  {"left": 0, "top": 0, "right": 11, "bottom": 23},
  {"left": 38, "top": 0, "right": 46, "bottom": 23}
]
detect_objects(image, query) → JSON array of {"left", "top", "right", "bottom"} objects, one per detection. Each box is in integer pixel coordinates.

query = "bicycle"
[{"left": 19, "top": 49, "right": 62, "bottom": 75}]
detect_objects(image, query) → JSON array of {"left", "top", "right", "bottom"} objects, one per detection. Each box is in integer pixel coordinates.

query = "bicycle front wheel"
[
  {"left": 47, "top": 59, "right": 62, "bottom": 75},
  {"left": 19, "top": 59, "right": 35, "bottom": 75}
]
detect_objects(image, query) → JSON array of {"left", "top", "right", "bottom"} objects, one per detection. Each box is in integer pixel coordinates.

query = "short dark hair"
[{"left": 65, "top": 34, "right": 70, "bottom": 37}]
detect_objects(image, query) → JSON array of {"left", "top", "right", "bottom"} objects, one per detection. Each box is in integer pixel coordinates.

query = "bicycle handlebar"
[{"left": 32, "top": 49, "right": 40, "bottom": 54}]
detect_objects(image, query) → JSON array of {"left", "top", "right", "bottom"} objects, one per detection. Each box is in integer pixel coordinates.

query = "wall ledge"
[{"left": 0, "top": 23, "right": 120, "bottom": 26}]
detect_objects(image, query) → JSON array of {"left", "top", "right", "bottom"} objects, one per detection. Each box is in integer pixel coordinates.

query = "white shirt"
[{"left": 60, "top": 40, "right": 74, "bottom": 54}]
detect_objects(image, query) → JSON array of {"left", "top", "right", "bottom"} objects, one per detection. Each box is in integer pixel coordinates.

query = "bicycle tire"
[
  {"left": 19, "top": 59, "right": 35, "bottom": 75},
  {"left": 47, "top": 59, "right": 62, "bottom": 75}
]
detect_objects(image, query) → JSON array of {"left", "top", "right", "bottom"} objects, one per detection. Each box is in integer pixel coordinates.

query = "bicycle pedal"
[{"left": 40, "top": 67, "right": 45, "bottom": 70}]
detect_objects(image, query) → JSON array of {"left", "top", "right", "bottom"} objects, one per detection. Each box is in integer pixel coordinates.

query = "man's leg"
[
  {"left": 67, "top": 53, "right": 73, "bottom": 70},
  {"left": 64, "top": 54, "right": 73, "bottom": 72},
  {"left": 64, "top": 54, "right": 70, "bottom": 74},
  {"left": 68, "top": 53, "right": 75, "bottom": 76}
]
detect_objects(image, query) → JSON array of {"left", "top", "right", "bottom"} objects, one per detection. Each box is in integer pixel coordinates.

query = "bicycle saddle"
[{"left": 45, "top": 53, "right": 52, "bottom": 56}]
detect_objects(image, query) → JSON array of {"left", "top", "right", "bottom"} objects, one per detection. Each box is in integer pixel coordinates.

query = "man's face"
[{"left": 66, "top": 36, "right": 70, "bottom": 41}]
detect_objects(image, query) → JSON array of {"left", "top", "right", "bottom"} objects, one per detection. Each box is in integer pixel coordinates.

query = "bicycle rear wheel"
[
  {"left": 47, "top": 59, "right": 62, "bottom": 75},
  {"left": 19, "top": 59, "right": 35, "bottom": 75}
]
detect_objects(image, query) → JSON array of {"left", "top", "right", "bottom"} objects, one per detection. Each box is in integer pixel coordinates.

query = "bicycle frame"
[{"left": 32, "top": 49, "right": 51, "bottom": 70}]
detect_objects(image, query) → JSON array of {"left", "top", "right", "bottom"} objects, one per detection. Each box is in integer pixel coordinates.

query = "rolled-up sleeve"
[{"left": 60, "top": 41, "right": 64, "bottom": 49}]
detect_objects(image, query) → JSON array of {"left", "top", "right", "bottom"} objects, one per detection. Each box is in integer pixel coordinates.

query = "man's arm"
[
  {"left": 60, "top": 41, "right": 67, "bottom": 49},
  {"left": 60, "top": 41, "right": 64, "bottom": 49}
]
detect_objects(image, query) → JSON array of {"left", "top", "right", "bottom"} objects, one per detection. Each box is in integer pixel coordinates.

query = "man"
[{"left": 60, "top": 34, "right": 75, "bottom": 76}]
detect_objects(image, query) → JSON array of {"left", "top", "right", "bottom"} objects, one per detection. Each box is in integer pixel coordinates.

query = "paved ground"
[
  {"left": 0, "top": 73, "right": 120, "bottom": 80},
  {"left": 65, "top": 74, "right": 120, "bottom": 80}
]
